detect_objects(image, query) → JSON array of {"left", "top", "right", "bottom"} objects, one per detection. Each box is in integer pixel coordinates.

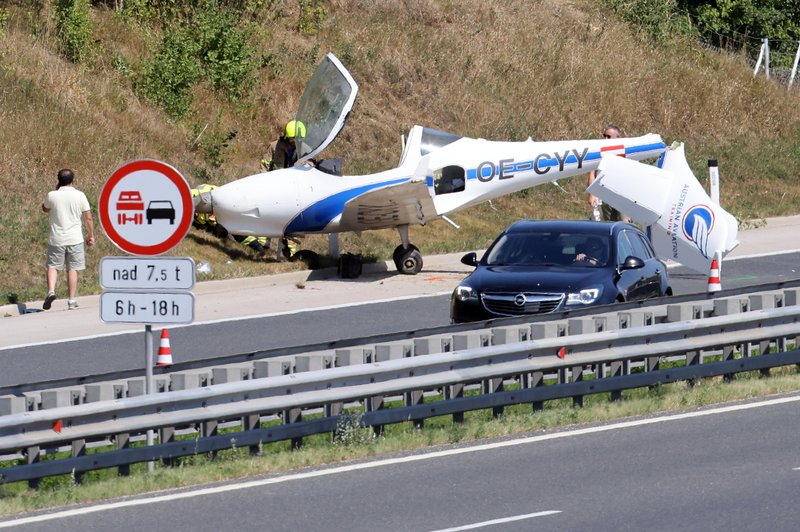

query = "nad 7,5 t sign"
[{"left": 99, "top": 160, "right": 193, "bottom": 256}]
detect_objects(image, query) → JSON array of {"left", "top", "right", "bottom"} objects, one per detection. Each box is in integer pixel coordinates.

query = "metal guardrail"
[
  {"left": 1, "top": 293, "right": 799, "bottom": 485},
  {"left": 4, "top": 278, "right": 800, "bottom": 399}
]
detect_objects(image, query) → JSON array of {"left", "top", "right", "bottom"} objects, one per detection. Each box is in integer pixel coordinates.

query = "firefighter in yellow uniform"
[{"left": 260, "top": 120, "right": 305, "bottom": 258}]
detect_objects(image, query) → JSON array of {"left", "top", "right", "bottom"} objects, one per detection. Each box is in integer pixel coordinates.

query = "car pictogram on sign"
[{"left": 146, "top": 200, "right": 176, "bottom": 224}]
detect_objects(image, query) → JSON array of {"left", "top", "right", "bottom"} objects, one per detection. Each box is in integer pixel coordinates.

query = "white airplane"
[
  {"left": 590, "top": 141, "right": 739, "bottom": 274},
  {"left": 196, "top": 53, "right": 667, "bottom": 274}
]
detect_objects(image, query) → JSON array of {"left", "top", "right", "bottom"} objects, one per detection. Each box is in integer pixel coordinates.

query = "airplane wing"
[
  {"left": 337, "top": 179, "right": 438, "bottom": 232},
  {"left": 589, "top": 142, "right": 739, "bottom": 274}
]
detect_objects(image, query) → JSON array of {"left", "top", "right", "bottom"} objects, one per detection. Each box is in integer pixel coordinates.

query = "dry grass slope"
[{"left": 1, "top": 0, "right": 799, "bottom": 304}]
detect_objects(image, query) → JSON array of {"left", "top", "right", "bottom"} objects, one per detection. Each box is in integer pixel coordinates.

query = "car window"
[
  {"left": 616, "top": 232, "right": 636, "bottom": 264},
  {"left": 623, "top": 230, "right": 650, "bottom": 260},
  {"left": 485, "top": 231, "right": 610, "bottom": 267},
  {"left": 634, "top": 233, "right": 655, "bottom": 259}
]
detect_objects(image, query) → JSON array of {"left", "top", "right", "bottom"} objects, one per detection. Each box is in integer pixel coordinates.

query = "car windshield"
[{"left": 484, "top": 231, "right": 611, "bottom": 267}]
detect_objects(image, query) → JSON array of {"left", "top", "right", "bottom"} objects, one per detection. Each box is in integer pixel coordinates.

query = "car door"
[
  {"left": 616, "top": 230, "right": 648, "bottom": 300},
  {"left": 628, "top": 231, "right": 663, "bottom": 298}
]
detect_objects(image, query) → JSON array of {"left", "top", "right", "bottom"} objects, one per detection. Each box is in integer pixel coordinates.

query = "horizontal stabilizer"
[
  {"left": 590, "top": 143, "right": 739, "bottom": 274},
  {"left": 589, "top": 156, "right": 672, "bottom": 226}
]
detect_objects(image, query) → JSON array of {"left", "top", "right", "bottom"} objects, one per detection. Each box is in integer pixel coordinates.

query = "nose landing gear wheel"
[
  {"left": 393, "top": 244, "right": 423, "bottom": 274},
  {"left": 291, "top": 249, "right": 320, "bottom": 269}
]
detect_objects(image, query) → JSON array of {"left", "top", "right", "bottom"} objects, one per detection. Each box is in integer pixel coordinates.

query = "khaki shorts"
[{"left": 47, "top": 243, "right": 86, "bottom": 271}]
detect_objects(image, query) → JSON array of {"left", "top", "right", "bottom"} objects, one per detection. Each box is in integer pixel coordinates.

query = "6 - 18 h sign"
[{"left": 99, "top": 160, "right": 193, "bottom": 256}]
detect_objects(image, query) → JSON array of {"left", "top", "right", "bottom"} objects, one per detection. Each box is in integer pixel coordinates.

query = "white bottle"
[{"left": 592, "top": 199, "right": 603, "bottom": 221}]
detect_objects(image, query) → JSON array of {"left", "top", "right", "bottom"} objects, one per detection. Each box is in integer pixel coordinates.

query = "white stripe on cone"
[
  {"left": 707, "top": 258, "right": 721, "bottom": 292},
  {"left": 156, "top": 328, "right": 173, "bottom": 366}
]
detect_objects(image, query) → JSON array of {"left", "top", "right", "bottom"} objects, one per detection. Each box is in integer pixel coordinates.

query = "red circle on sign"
[{"left": 99, "top": 160, "right": 193, "bottom": 256}]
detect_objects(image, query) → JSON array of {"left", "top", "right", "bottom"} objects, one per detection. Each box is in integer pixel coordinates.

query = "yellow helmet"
[{"left": 284, "top": 120, "right": 306, "bottom": 139}]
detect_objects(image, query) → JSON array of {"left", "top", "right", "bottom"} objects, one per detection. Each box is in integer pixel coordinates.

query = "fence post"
[
  {"left": 790, "top": 40, "right": 800, "bottom": 88},
  {"left": 753, "top": 38, "right": 770, "bottom": 80}
]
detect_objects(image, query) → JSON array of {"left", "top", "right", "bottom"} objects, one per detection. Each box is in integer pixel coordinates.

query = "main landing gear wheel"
[
  {"left": 291, "top": 249, "right": 320, "bottom": 270},
  {"left": 393, "top": 244, "right": 423, "bottom": 275}
]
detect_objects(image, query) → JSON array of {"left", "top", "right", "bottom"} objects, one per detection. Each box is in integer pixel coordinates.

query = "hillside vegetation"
[{"left": 2, "top": 0, "right": 799, "bottom": 305}]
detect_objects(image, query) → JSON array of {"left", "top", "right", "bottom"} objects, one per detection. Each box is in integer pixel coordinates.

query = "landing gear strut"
[{"left": 393, "top": 225, "right": 423, "bottom": 275}]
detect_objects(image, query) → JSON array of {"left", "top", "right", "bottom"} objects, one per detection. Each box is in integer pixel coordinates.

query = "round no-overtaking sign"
[{"left": 99, "top": 160, "right": 193, "bottom": 256}]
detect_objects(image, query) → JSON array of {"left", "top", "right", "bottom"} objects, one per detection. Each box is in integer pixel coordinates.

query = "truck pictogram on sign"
[{"left": 116, "top": 191, "right": 144, "bottom": 225}]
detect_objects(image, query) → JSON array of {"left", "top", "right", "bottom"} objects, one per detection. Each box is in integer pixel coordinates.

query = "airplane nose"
[{"left": 193, "top": 190, "right": 213, "bottom": 213}]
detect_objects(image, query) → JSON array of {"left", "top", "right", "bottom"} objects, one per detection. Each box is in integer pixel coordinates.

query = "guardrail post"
[
  {"left": 160, "top": 426, "right": 176, "bottom": 465},
  {"left": 26, "top": 445, "right": 40, "bottom": 489},
  {"left": 529, "top": 371, "right": 544, "bottom": 412},
  {"left": 116, "top": 432, "right": 130, "bottom": 476},
  {"left": 283, "top": 409, "right": 302, "bottom": 448},
  {"left": 785, "top": 290, "right": 800, "bottom": 368},
  {"left": 445, "top": 382, "right": 465, "bottom": 423},
  {"left": 243, "top": 414, "right": 262, "bottom": 455},
  {"left": 72, "top": 438, "right": 86, "bottom": 484},
  {"left": 756, "top": 339, "right": 772, "bottom": 378},
  {"left": 609, "top": 360, "right": 625, "bottom": 401},
  {"left": 406, "top": 388, "right": 425, "bottom": 429},
  {"left": 571, "top": 365, "right": 584, "bottom": 407},
  {"left": 202, "top": 419, "right": 220, "bottom": 454},
  {"left": 365, "top": 395, "right": 384, "bottom": 436},
  {"left": 714, "top": 298, "right": 744, "bottom": 382}
]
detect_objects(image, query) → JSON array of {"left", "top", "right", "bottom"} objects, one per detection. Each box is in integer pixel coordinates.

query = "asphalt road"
[
  {"left": 4, "top": 394, "right": 799, "bottom": 531},
  {"left": 0, "top": 251, "right": 799, "bottom": 388}
]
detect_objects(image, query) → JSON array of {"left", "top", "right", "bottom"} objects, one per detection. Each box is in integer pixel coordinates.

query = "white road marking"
[
  {"left": 428, "top": 510, "right": 562, "bottom": 531},
  {"left": 1, "top": 394, "right": 798, "bottom": 528}
]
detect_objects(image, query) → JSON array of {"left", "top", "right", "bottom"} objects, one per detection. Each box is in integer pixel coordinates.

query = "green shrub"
[
  {"left": 298, "top": 0, "right": 327, "bottom": 36},
  {"left": 54, "top": 0, "right": 93, "bottom": 64},
  {"left": 0, "top": 8, "right": 9, "bottom": 39},
  {"left": 194, "top": 2, "right": 258, "bottom": 101},
  {"left": 135, "top": 26, "right": 201, "bottom": 119},
  {"left": 189, "top": 117, "right": 239, "bottom": 168},
  {"left": 601, "top": 0, "right": 688, "bottom": 45}
]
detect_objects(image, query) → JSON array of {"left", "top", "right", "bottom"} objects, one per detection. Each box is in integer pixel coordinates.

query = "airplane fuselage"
[{"left": 209, "top": 131, "right": 666, "bottom": 237}]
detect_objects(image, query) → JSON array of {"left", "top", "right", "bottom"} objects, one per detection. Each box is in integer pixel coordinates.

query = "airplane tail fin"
[{"left": 589, "top": 142, "right": 739, "bottom": 274}]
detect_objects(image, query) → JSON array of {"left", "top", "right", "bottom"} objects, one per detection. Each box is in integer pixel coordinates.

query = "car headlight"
[
  {"left": 566, "top": 286, "right": 602, "bottom": 305},
  {"left": 454, "top": 285, "right": 476, "bottom": 302}
]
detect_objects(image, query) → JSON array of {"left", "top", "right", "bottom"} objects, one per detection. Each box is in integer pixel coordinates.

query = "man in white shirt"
[{"left": 41, "top": 169, "right": 95, "bottom": 310}]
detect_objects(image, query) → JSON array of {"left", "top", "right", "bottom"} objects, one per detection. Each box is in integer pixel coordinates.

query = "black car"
[{"left": 450, "top": 220, "right": 672, "bottom": 323}]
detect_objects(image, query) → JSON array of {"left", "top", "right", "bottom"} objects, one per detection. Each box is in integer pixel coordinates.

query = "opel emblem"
[{"left": 514, "top": 293, "right": 527, "bottom": 306}]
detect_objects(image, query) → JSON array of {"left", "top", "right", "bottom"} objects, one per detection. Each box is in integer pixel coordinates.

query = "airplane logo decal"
[{"left": 682, "top": 204, "right": 715, "bottom": 259}]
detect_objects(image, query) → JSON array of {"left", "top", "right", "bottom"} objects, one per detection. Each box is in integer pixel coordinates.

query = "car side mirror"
[
  {"left": 461, "top": 252, "right": 478, "bottom": 267},
  {"left": 620, "top": 256, "right": 645, "bottom": 271}
]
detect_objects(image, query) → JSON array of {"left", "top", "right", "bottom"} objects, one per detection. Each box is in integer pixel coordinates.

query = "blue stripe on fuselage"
[{"left": 285, "top": 177, "right": 411, "bottom": 233}]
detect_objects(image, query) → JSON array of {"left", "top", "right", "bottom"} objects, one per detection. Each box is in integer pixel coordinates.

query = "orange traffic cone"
[
  {"left": 707, "top": 258, "right": 721, "bottom": 293},
  {"left": 156, "top": 328, "right": 173, "bottom": 366}
]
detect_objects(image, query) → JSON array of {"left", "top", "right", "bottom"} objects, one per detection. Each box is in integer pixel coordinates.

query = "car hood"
[{"left": 463, "top": 265, "right": 608, "bottom": 293}]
